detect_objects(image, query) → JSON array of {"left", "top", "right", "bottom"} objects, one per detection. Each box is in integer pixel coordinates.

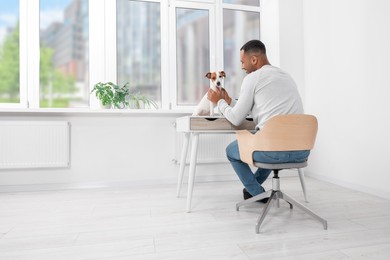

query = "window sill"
[{"left": 0, "top": 108, "right": 193, "bottom": 117}]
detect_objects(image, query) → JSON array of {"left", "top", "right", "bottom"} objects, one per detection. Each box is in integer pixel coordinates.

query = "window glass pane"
[
  {"left": 223, "top": 9, "right": 259, "bottom": 98},
  {"left": 117, "top": 0, "right": 161, "bottom": 108},
  {"left": 223, "top": 0, "right": 259, "bottom": 6},
  {"left": 40, "top": 0, "right": 89, "bottom": 108},
  {"left": 0, "top": 1, "right": 20, "bottom": 103},
  {"left": 176, "top": 8, "right": 209, "bottom": 105}
]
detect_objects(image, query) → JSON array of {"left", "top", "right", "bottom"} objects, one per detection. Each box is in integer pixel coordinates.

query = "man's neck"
[
  {"left": 256, "top": 55, "right": 270, "bottom": 70},
  {"left": 256, "top": 60, "right": 270, "bottom": 71}
]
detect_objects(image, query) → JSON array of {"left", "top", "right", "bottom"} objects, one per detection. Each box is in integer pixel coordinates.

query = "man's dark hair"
[{"left": 240, "top": 40, "right": 266, "bottom": 55}]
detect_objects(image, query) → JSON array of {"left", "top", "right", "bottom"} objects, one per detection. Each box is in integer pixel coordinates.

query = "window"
[
  {"left": 223, "top": 9, "right": 260, "bottom": 97},
  {"left": 0, "top": 0, "right": 260, "bottom": 111},
  {"left": 0, "top": 1, "right": 20, "bottom": 105},
  {"left": 176, "top": 8, "right": 210, "bottom": 105},
  {"left": 39, "top": 0, "right": 89, "bottom": 108},
  {"left": 223, "top": 0, "right": 260, "bottom": 6},
  {"left": 116, "top": 0, "right": 161, "bottom": 108}
]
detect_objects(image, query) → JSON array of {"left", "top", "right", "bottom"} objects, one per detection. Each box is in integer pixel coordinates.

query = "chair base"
[{"left": 236, "top": 176, "right": 327, "bottom": 234}]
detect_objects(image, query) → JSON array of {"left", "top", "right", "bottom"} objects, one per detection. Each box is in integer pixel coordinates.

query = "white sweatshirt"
[{"left": 217, "top": 65, "right": 304, "bottom": 130}]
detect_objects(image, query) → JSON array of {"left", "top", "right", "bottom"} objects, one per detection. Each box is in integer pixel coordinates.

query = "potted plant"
[
  {"left": 91, "top": 82, "right": 157, "bottom": 109},
  {"left": 91, "top": 82, "right": 117, "bottom": 108},
  {"left": 128, "top": 91, "right": 158, "bottom": 109}
]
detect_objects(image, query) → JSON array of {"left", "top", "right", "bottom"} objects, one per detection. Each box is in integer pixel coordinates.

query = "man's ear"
[
  {"left": 251, "top": 56, "right": 258, "bottom": 65},
  {"left": 205, "top": 72, "right": 211, "bottom": 79},
  {"left": 219, "top": 71, "right": 226, "bottom": 78}
]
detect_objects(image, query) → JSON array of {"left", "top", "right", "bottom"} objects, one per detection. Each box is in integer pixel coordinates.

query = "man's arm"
[
  {"left": 207, "top": 88, "right": 232, "bottom": 105},
  {"left": 207, "top": 82, "right": 253, "bottom": 126}
]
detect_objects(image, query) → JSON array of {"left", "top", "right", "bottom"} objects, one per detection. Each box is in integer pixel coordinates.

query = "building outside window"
[
  {"left": 223, "top": 8, "right": 260, "bottom": 97},
  {"left": 116, "top": 0, "right": 161, "bottom": 108},
  {"left": 40, "top": 0, "right": 89, "bottom": 108},
  {"left": 176, "top": 8, "right": 210, "bottom": 106},
  {"left": 223, "top": 0, "right": 259, "bottom": 6}
]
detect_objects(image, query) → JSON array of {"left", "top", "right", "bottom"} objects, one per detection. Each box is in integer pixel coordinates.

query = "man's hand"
[{"left": 207, "top": 88, "right": 232, "bottom": 105}]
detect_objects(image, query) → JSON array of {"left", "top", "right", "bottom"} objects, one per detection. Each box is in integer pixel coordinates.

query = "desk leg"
[
  {"left": 176, "top": 132, "right": 190, "bottom": 197},
  {"left": 186, "top": 133, "right": 199, "bottom": 213}
]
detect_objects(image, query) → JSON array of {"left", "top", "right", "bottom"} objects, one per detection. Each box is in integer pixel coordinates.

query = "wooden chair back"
[{"left": 236, "top": 114, "right": 318, "bottom": 166}]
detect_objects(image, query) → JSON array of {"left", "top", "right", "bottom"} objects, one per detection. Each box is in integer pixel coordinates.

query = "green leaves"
[
  {"left": 112, "top": 82, "right": 130, "bottom": 109},
  {"left": 128, "top": 92, "right": 158, "bottom": 109},
  {"left": 91, "top": 82, "right": 119, "bottom": 107},
  {"left": 91, "top": 82, "right": 157, "bottom": 109}
]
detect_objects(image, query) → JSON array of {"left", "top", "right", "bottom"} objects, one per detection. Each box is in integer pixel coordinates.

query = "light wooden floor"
[{"left": 1, "top": 176, "right": 390, "bottom": 259}]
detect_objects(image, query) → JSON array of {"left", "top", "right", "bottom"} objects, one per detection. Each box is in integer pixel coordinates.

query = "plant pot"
[{"left": 99, "top": 102, "right": 112, "bottom": 109}]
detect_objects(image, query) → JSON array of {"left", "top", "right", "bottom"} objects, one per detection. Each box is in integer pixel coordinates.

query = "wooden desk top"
[{"left": 176, "top": 116, "right": 256, "bottom": 132}]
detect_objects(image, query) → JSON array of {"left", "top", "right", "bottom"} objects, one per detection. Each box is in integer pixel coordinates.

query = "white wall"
[
  {"left": 303, "top": 0, "right": 390, "bottom": 199},
  {"left": 279, "top": 0, "right": 305, "bottom": 102},
  {"left": 260, "top": 0, "right": 280, "bottom": 67},
  {"left": 0, "top": 113, "right": 234, "bottom": 191},
  {"left": 262, "top": 0, "right": 305, "bottom": 101}
]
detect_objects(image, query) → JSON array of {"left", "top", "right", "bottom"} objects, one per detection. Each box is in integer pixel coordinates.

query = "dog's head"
[{"left": 205, "top": 71, "right": 226, "bottom": 88}]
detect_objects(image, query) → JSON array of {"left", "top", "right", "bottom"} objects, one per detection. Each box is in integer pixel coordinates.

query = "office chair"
[{"left": 235, "top": 114, "right": 327, "bottom": 234}]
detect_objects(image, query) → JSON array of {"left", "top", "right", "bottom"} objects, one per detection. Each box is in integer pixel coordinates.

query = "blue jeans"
[{"left": 226, "top": 140, "right": 310, "bottom": 196}]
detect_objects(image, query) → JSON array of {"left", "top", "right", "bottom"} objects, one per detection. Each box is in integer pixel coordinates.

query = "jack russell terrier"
[{"left": 193, "top": 71, "right": 226, "bottom": 116}]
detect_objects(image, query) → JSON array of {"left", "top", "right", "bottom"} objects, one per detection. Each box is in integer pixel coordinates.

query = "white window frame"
[
  {"left": 0, "top": 0, "right": 30, "bottom": 108},
  {"left": 220, "top": 1, "right": 261, "bottom": 69},
  {"left": 91, "top": 0, "right": 170, "bottom": 110},
  {"left": 169, "top": 0, "right": 216, "bottom": 110},
  {"left": 89, "top": 0, "right": 112, "bottom": 109},
  {"left": 27, "top": 0, "right": 40, "bottom": 108},
  {"left": 220, "top": 1, "right": 261, "bottom": 97}
]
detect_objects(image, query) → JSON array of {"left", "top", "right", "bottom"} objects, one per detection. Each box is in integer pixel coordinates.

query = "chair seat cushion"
[{"left": 254, "top": 161, "right": 307, "bottom": 170}]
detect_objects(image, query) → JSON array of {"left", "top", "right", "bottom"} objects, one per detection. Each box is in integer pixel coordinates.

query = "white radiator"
[
  {"left": 0, "top": 121, "right": 70, "bottom": 169},
  {"left": 174, "top": 132, "right": 236, "bottom": 164}
]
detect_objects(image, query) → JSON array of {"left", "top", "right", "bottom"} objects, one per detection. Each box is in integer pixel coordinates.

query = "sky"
[
  {"left": 0, "top": 1, "right": 18, "bottom": 44},
  {"left": 0, "top": 0, "right": 71, "bottom": 43},
  {"left": 40, "top": 0, "right": 71, "bottom": 29}
]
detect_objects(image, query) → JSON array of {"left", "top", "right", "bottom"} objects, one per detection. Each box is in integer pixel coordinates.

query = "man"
[{"left": 207, "top": 39, "right": 309, "bottom": 202}]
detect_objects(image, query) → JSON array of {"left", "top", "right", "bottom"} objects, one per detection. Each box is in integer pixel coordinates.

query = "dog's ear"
[
  {"left": 219, "top": 71, "right": 226, "bottom": 78},
  {"left": 205, "top": 72, "right": 212, "bottom": 79}
]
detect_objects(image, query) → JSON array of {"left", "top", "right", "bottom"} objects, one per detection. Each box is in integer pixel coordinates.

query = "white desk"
[{"left": 176, "top": 116, "right": 256, "bottom": 212}]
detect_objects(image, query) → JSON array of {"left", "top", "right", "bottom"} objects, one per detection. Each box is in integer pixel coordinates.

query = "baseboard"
[
  {"left": 0, "top": 170, "right": 302, "bottom": 193},
  {"left": 0, "top": 175, "right": 241, "bottom": 193},
  {"left": 307, "top": 172, "right": 390, "bottom": 200},
  {"left": 0, "top": 179, "right": 174, "bottom": 193}
]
